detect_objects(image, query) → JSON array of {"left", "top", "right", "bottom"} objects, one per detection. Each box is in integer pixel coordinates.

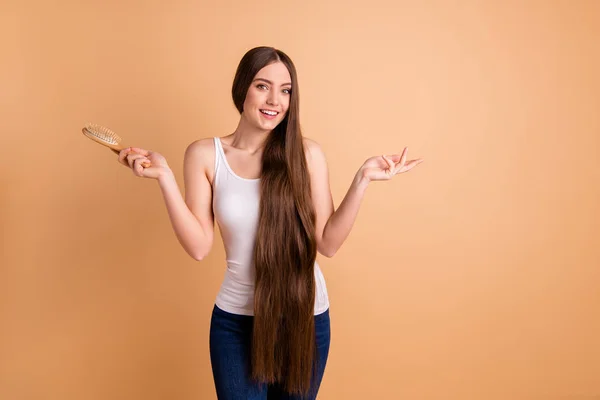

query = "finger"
[
  {"left": 133, "top": 157, "right": 150, "bottom": 176},
  {"left": 130, "top": 147, "right": 150, "bottom": 157},
  {"left": 382, "top": 156, "right": 394, "bottom": 175},
  {"left": 118, "top": 147, "right": 133, "bottom": 165},
  {"left": 127, "top": 153, "right": 146, "bottom": 169},
  {"left": 400, "top": 147, "right": 408, "bottom": 166},
  {"left": 382, "top": 155, "right": 395, "bottom": 173},
  {"left": 397, "top": 158, "right": 423, "bottom": 173},
  {"left": 133, "top": 162, "right": 144, "bottom": 177}
]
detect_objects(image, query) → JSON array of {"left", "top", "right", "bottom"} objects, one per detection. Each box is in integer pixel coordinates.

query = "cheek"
[
  {"left": 243, "top": 89, "right": 262, "bottom": 109},
  {"left": 281, "top": 97, "right": 291, "bottom": 114}
]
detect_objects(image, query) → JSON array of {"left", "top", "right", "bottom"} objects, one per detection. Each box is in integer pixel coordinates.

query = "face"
[{"left": 242, "top": 61, "right": 292, "bottom": 131}]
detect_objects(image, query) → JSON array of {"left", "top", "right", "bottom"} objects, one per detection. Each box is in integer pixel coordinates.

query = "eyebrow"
[{"left": 253, "top": 78, "right": 292, "bottom": 86}]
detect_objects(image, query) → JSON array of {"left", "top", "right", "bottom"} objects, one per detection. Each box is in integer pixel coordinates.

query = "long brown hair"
[{"left": 232, "top": 46, "right": 318, "bottom": 395}]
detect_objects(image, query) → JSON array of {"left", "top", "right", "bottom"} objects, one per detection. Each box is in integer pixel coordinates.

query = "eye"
[
  {"left": 257, "top": 84, "right": 268, "bottom": 90},
  {"left": 282, "top": 88, "right": 291, "bottom": 94}
]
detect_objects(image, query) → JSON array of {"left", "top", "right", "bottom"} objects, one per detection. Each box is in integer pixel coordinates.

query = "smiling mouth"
[{"left": 260, "top": 109, "right": 279, "bottom": 116}]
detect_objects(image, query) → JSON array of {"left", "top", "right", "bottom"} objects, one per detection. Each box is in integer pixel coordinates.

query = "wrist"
[
  {"left": 354, "top": 168, "right": 370, "bottom": 190},
  {"left": 157, "top": 167, "right": 174, "bottom": 183}
]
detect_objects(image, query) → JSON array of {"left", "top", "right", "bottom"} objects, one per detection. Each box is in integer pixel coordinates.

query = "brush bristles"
[{"left": 84, "top": 123, "right": 122, "bottom": 145}]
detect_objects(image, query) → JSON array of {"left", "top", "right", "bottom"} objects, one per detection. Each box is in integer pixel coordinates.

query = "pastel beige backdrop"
[{"left": 1, "top": 0, "right": 598, "bottom": 399}]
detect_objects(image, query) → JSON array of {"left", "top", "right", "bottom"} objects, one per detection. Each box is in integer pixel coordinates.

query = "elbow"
[
  {"left": 189, "top": 247, "right": 213, "bottom": 261},
  {"left": 317, "top": 236, "right": 337, "bottom": 258},
  {"left": 318, "top": 245, "right": 337, "bottom": 258},
  {"left": 189, "top": 236, "right": 213, "bottom": 261}
]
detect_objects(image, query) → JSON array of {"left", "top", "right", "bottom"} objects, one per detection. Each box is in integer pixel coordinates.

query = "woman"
[{"left": 118, "top": 46, "right": 423, "bottom": 399}]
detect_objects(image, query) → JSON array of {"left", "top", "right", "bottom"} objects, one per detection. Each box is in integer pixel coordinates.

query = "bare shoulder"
[
  {"left": 302, "top": 137, "right": 327, "bottom": 168},
  {"left": 185, "top": 137, "right": 216, "bottom": 185},
  {"left": 302, "top": 136, "right": 319, "bottom": 150}
]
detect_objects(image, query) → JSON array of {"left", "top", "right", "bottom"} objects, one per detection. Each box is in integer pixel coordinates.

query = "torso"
[{"left": 208, "top": 135, "right": 330, "bottom": 316}]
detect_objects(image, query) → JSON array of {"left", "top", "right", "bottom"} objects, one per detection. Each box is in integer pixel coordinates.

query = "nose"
[{"left": 266, "top": 90, "right": 280, "bottom": 107}]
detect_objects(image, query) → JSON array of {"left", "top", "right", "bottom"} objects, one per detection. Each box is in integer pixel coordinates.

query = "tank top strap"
[{"left": 213, "top": 137, "right": 224, "bottom": 185}]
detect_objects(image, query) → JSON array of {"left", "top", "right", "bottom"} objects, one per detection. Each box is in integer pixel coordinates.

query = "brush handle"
[{"left": 111, "top": 148, "right": 151, "bottom": 168}]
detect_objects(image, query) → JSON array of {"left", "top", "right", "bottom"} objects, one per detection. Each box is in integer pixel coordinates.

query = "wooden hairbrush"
[{"left": 82, "top": 123, "right": 151, "bottom": 167}]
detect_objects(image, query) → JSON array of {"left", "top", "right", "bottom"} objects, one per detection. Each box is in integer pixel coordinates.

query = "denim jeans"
[{"left": 209, "top": 304, "right": 331, "bottom": 400}]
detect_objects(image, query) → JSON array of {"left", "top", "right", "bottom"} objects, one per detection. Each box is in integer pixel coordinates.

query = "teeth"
[{"left": 261, "top": 110, "right": 278, "bottom": 116}]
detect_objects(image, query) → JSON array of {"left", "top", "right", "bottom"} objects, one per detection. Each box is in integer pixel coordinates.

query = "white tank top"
[{"left": 211, "top": 137, "right": 330, "bottom": 316}]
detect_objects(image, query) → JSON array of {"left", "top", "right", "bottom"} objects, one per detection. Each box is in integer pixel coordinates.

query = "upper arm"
[
  {"left": 304, "top": 138, "right": 335, "bottom": 257},
  {"left": 183, "top": 139, "right": 215, "bottom": 253}
]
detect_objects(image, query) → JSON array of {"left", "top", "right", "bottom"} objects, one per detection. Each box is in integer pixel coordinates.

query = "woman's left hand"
[{"left": 359, "top": 147, "right": 423, "bottom": 182}]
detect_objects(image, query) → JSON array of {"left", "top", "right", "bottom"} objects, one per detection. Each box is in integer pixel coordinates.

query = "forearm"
[
  {"left": 321, "top": 169, "right": 370, "bottom": 257},
  {"left": 157, "top": 170, "right": 210, "bottom": 260}
]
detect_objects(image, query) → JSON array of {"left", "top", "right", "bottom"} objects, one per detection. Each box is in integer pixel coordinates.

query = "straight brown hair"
[{"left": 231, "top": 46, "right": 318, "bottom": 396}]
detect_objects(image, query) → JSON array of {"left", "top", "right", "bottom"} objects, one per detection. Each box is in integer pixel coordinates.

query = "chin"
[{"left": 258, "top": 119, "right": 281, "bottom": 130}]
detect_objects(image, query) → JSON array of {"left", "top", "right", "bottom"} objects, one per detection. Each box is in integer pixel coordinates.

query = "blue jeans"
[{"left": 209, "top": 304, "right": 331, "bottom": 399}]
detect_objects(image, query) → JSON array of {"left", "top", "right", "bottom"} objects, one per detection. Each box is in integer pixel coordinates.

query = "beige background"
[{"left": 1, "top": 0, "right": 599, "bottom": 399}]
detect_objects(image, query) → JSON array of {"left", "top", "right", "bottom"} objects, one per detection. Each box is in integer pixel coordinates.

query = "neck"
[{"left": 230, "top": 114, "right": 270, "bottom": 154}]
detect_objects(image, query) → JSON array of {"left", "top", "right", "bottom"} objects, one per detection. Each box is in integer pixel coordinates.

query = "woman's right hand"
[{"left": 118, "top": 147, "right": 171, "bottom": 180}]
